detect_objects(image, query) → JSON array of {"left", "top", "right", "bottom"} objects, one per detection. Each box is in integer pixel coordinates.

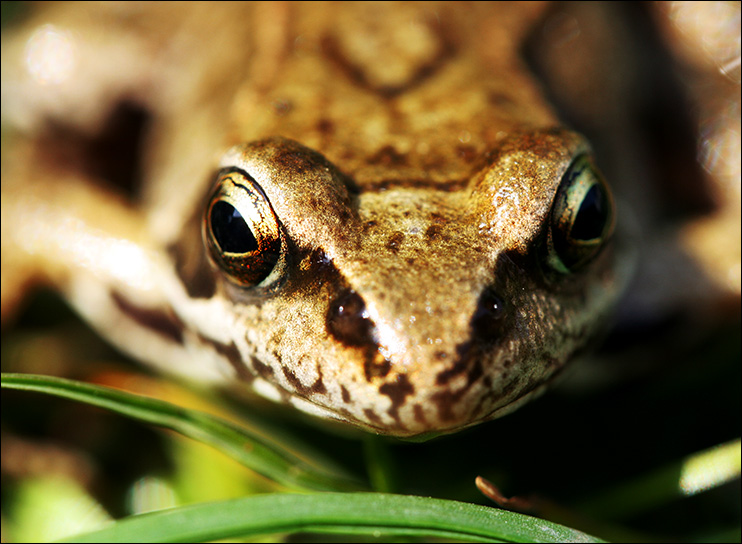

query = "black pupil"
[
  {"left": 211, "top": 201, "right": 258, "bottom": 253},
  {"left": 571, "top": 184, "right": 607, "bottom": 241}
]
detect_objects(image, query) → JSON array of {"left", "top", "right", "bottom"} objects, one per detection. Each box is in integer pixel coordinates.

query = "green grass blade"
[
  {"left": 58, "top": 492, "right": 606, "bottom": 543},
  {"left": 576, "top": 439, "right": 741, "bottom": 519},
  {"left": 1, "top": 373, "right": 364, "bottom": 492}
]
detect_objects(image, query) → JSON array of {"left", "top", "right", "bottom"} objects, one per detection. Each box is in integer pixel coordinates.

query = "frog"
[{"left": 1, "top": 2, "right": 736, "bottom": 439}]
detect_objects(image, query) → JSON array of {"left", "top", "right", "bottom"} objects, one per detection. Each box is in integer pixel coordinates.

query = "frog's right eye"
[
  {"left": 545, "top": 154, "right": 615, "bottom": 274},
  {"left": 203, "top": 168, "right": 282, "bottom": 287}
]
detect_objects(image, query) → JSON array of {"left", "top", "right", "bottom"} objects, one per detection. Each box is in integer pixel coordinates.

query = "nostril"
[
  {"left": 471, "top": 289, "right": 506, "bottom": 344},
  {"left": 327, "top": 289, "right": 375, "bottom": 347}
]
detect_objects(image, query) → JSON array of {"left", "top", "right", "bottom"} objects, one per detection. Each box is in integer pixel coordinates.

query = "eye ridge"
[{"left": 225, "top": 176, "right": 250, "bottom": 194}]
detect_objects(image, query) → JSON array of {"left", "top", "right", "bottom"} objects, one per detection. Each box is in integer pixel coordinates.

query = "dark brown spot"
[
  {"left": 413, "top": 404, "right": 427, "bottom": 425},
  {"left": 364, "top": 355, "right": 392, "bottom": 381},
  {"left": 435, "top": 358, "right": 469, "bottom": 386},
  {"left": 327, "top": 289, "right": 375, "bottom": 347},
  {"left": 110, "top": 290, "right": 184, "bottom": 344},
  {"left": 425, "top": 225, "right": 442, "bottom": 240},
  {"left": 316, "top": 118, "right": 335, "bottom": 135},
  {"left": 251, "top": 356, "right": 274, "bottom": 380},
  {"left": 369, "top": 145, "right": 407, "bottom": 166},
  {"left": 364, "top": 408, "right": 383, "bottom": 425},
  {"left": 341, "top": 385, "right": 351, "bottom": 403},
  {"left": 379, "top": 374, "right": 415, "bottom": 422},
  {"left": 311, "top": 365, "right": 327, "bottom": 395},
  {"left": 436, "top": 342, "right": 484, "bottom": 389},
  {"left": 282, "top": 366, "right": 303, "bottom": 393},
  {"left": 430, "top": 387, "right": 467, "bottom": 423},
  {"left": 386, "top": 232, "right": 404, "bottom": 253},
  {"left": 281, "top": 364, "right": 326, "bottom": 397},
  {"left": 197, "top": 334, "right": 250, "bottom": 382}
]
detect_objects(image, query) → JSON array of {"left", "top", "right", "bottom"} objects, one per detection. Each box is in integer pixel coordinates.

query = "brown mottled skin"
[{"left": 1, "top": 2, "right": 631, "bottom": 436}]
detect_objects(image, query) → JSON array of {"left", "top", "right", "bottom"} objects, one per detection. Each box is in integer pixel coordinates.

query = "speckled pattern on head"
[{"left": 208, "top": 130, "right": 623, "bottom": 435}]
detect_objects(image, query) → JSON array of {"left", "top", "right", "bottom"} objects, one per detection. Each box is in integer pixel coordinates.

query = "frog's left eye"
[
  {"left": 545, "top": 154, "right": 615, "bottom": 274},
  {"left": 203, "top": 168, "right": 282, "bottom": 287}
]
